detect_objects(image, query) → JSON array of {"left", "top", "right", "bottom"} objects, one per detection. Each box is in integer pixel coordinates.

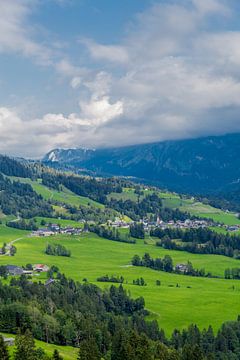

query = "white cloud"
[
  {"left": 1, "top": 0, "right": 240, "bottom": 157},
  {"left": 71, "top": 77, "right": 82, "bottom": 89},
  {"left": 0, "top": 0, "right": 54, "bottom": 65},
  {"left": 73, "top": 0, "right": 240, "bottom": 147},
  {"left": 192, "top": 0, "right": 230, "bottom": 15},
  {"left": 82, "top": 38, "right": 129, "bottom": 64}
]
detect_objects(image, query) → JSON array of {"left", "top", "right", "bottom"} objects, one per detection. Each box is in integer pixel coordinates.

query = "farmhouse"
[
  {"left": 6, "top": 265, "right": 24, "bottom": 276},
  {"left": 33, "top": 264, "right": 49, "bottom": 272},
  {"left": 175, "top": 264, "right": 188, "bottom": 273}
]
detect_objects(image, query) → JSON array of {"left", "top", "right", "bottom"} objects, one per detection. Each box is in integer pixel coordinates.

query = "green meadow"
[
  {"left": 160, "top": 195, "right": 240, "bottom": 226},
  {"left": 1, "top": 332, "right": 78, "bottom": 360},
  {"left": 108, "top": 187, "right": 240, "bottom": 226},
  {"left": 1, "top": 228, "right": 240, "bottom": 336},
  {"left": 10, "top": 177, "right": 104, "bottom": 209},
  {"left": 0, "top": 224, "right": 29, "bottom": 243}
]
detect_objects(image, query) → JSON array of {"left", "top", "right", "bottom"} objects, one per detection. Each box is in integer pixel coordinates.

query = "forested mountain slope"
[{"left": 43, "top": 133, "right": 240, "bottom": 194}]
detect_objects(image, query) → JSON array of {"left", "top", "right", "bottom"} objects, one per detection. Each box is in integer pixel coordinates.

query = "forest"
[
  {"left": 1, "top": 274, "right": 240, "bottom": 359},
  {"left": 152, "top": 227, "right": 240, "bottom": 258}
]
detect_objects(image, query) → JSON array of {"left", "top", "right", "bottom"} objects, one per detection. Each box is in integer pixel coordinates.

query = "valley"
[
  {"left": 1, "top": 156, "right": 240, "bottom": 358},
  {"left": 1, "top": 229, "right": 240, "bottom": 337}
]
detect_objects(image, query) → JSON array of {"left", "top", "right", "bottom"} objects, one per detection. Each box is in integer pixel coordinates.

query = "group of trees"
[
  {"left": 132, "top": 253, "right": 209, "bottom": 278},
  {"left": 0, "top": 173, "right": 52, "bottom": 218},
  {"left": 107, "top": 193, "right": 191, "bottom": 222},
  {"left": 225, "top": 268, "right": 240, "bottom": 279},
  {"left": 97, "top": 275, "right": 124, "bottom": 283},
  {"left": 133, "top": 277, "right": 147, "bottom": 286},
  {"left": 152, "top": 227, "right": 240, "bottom": 258},
  {"left": 132, "top": 253, "right": 174, "bottom": 273},
  {"left": 48, "top": 173, "right": 123, "bottom": 204},
  {"left": 88, "top": 224, "right": 136, "bottom": 244},
  {"left": 0, "top": 155, "right": 33, "bottom": 178},
  {"left": 0, "top": 243, "right": 17, "bottom": 257},
  {"left": 7, "top": 219, "right": 38, "bottom": 231},
  {"left": 130, "top": 223, "right": 145, "bottom": 239},
  {"left": 45, "top": 244, "right": 71, "bottom": 257}
]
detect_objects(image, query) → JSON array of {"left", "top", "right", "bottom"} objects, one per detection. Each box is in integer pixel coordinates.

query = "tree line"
[
  {"left": 88, "top": 224, "right": 136, "bottom": 244},
  {"left": 152, "top": 227, "right": 240, "bottom": 258},
  {"left": 132, "top": 253, "right": 210, "bottom": 278},
  {"left": 0, "top": 173, "right": 52, "bottom": 218}
]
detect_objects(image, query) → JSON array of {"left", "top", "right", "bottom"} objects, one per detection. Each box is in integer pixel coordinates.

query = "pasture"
[
  {"left": 1, "top": 332, "right": 78, "bottom": 360},
  {"left": 1, "top": 229, "right": 240, "bottom": 336},
  {"left": 10, "top": 177, "right": 104, "bottom": 209}
]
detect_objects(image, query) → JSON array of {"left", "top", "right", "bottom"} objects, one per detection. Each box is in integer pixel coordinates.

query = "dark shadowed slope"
[{"left": 43, "top": 133, "right": 240, "bottom": 194}]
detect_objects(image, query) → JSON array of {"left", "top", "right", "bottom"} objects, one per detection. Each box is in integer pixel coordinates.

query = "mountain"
[
  {"left": 44, "top": 148, "right": 95, "bottom": 163},
  {"left": 43, "top": 133, "right": 240, "bottom": 194}
]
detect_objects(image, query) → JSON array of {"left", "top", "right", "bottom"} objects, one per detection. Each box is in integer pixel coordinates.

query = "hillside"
[
  {"left": 1, "top": 155, "right": 240, "bottom": 358},
  {"left": 43, "top": 133, "right": 240, "bottom": 194}
]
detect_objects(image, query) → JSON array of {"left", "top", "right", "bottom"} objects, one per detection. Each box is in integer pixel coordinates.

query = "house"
[
  {"left": 45, "top": 278, "right": 55, "bottom": 286},
  {"left": 4, "top": 337, "right": 14, "bottom": 346},
  {"left": 6, "top": 265, "right": 24, "bottom": 276},
  {"left": 228, "top": 226, "right": 239, "bottom": 232},
  {"left": 175, "top": 264, "right": 188, "bottom": 273},
  {"left": 33, "top": 264, "right": 49, "bottom": 272}
]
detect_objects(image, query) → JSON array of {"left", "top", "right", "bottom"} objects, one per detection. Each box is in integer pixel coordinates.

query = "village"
[
  {"left": 30, "top": 216, "right": 240, "bottom": 238},
  {"left": 31, "top": 223, "right": 83, "bottom": 237},
  {"left": 110, "top": 217, "right": 215, "bottom": 230}
]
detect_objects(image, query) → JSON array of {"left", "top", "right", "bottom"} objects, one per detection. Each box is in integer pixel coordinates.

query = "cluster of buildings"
[
  {"left": 6, "top": 263, "right": 49, "bottom": 276},
  {"left": 109, "top": 217, "right": 213, "bottom": 231},
  {"left": 140, "top": 218, "right": 212, "bottom": 231},
  {"left": 109, "top": 218, "right": 132, "bottom": 228},
  {"left": 225, "top": 225, "right": 240, "bottom": 232},
  {"left": 156, "top": 219, "right": 212, "bottom": 230},
  {"left": 31, "top": 223, "right": 82, "bottom": 237}
]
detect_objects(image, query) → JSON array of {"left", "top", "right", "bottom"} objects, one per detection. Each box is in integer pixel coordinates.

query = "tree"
[
  {"left": 181, "top": 344, "right": 204, "bottom": 360},
  {"left": 0, "top": 335, "right": 9, "bottom": 360},
  {"left": 52, "top": 349, "right": 63, "bottom": 360},
  {"left": 132, "top": 255, "right": 142, "bottom": 266},
  {"left": 130, "top": 223, "right": 145, "bottom": 239},
  {"left": 78, "top": 338, "right": 101, "bottom": 360},
  {"left": 14, "top": 330, "right": 36, "bottom": 360},
  {"left": 162, "top": 255, "right": 173, "bottom": 272}
]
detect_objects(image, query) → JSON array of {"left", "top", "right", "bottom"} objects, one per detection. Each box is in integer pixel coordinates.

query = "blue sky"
[{"left": 0, "top": 0, "right": 240, "bottom": 157}]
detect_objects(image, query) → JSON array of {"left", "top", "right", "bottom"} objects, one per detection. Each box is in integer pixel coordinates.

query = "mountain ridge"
[{"left": 43, "top": 133, "right": 240, "bottom": 194}]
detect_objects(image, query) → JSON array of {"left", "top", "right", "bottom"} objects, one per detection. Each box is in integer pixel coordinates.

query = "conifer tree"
[
  {"left": 52, "top": 349, "right": 63, "bottom": 360},
  {"left": 14, "top": 330, "right": 36, "bottom": 360},
  {"left": 78, "top": 338, "right": 101, "bottom": 360}
]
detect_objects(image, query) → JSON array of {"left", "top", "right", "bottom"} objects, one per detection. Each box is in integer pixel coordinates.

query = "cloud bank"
[{"left": 1, "top": 0, "right": 240, "bottom": 157}]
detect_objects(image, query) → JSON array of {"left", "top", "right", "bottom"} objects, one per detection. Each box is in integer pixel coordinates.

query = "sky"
[{"left": 1, "top": 0, "right": 240, "bottom": 157}]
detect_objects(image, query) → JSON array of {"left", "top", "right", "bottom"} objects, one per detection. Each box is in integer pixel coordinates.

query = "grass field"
[
  {"left": 108, "top": 187, "right": 153, "bottom": 202},
  {"left": 10, "top": 177, "right": 104, "bottom": 209},
  {"left": 161, "top": 195, "right": 240, "bottom": 226},
  {"left": 0, "top": 224, "right": 29, "bottom": 244},
  {"left": 34, "top": 217, "right": 84, "bottom": 228},
  {"left": 1, "top": 230, "right": 240, "bottom": 336},
  {"left": 108, "top": 187, "right": 240, "bottom": 226},
  {"left": 1, "top": 332, "right": 78, "bottom": 360}
]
